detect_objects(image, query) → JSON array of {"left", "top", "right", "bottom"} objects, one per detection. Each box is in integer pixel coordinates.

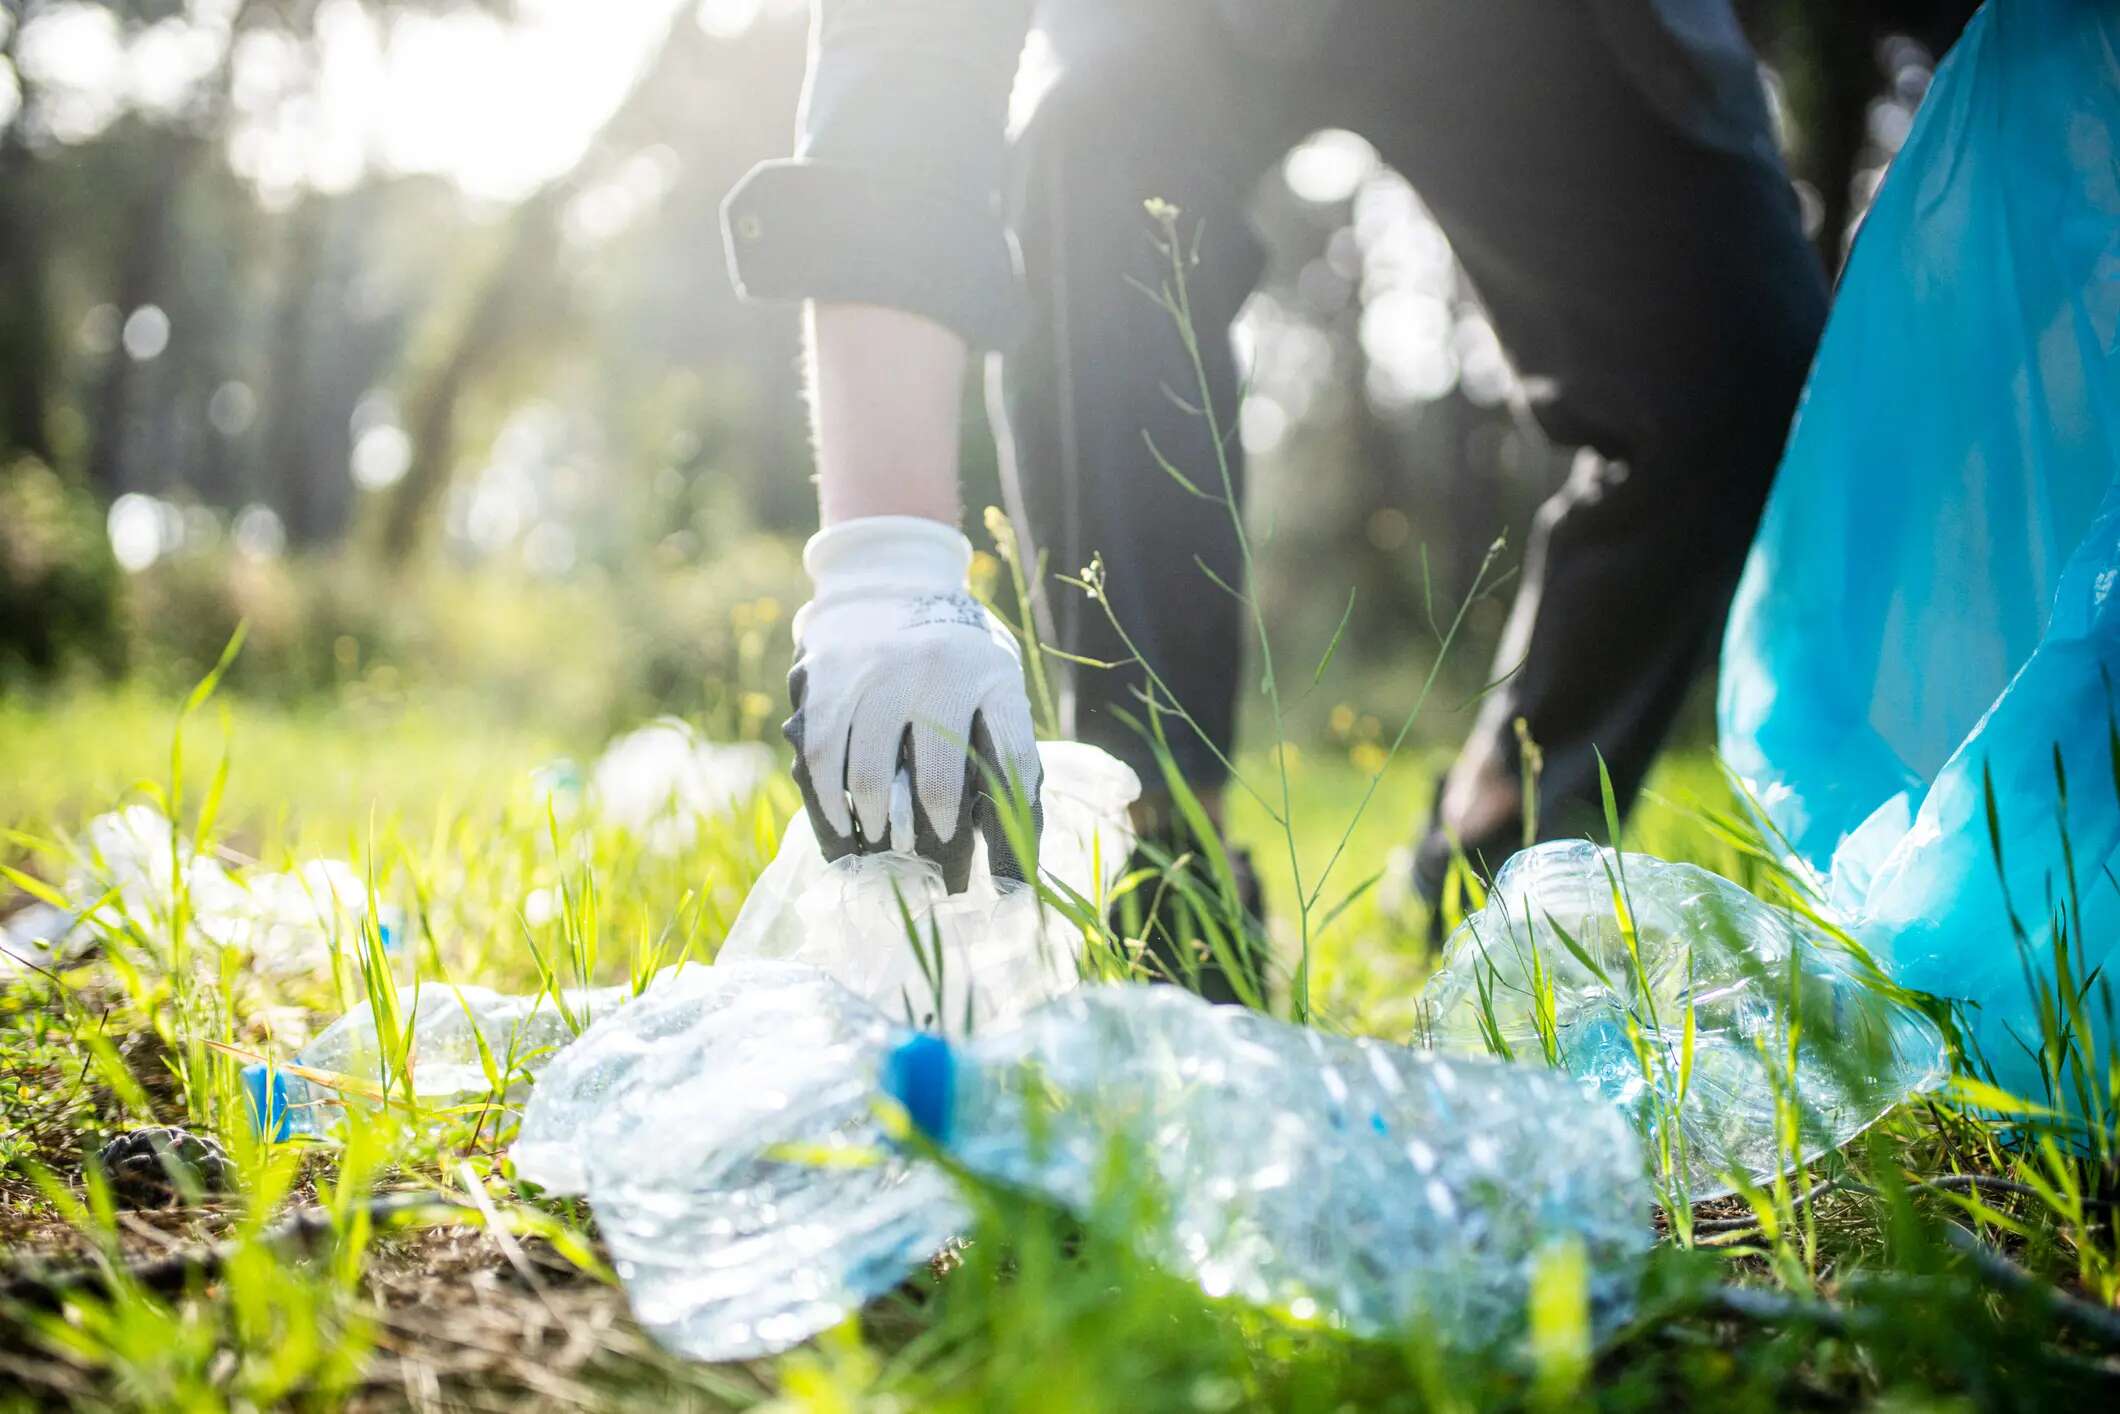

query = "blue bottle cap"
[
  {"left": 881, "top": 1032, "right": 957, "bottom": 1146},
  {"left": 241, "top": 1062, "right": 293, "bottom": 1142}
]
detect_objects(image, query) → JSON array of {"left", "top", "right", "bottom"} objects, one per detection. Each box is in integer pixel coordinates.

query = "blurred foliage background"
[{"left": 0, "top": 0, "right": 1978, "bottom": 749}]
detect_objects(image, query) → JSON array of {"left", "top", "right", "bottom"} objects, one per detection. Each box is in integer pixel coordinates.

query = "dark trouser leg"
[
  {"left": 998, "top": 16, "right": 1292, "bottom": 1001},
  {"left": 997, "top": 15, "right": 1289, "bottom": 798},
  {"left": 1305, "top": 3, "right": 1830, "bottom": 888}
]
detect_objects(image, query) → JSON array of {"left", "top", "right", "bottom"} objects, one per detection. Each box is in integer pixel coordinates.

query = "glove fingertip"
[{"left": 968, "top": 713, "right": 1043, "bottom": 884}]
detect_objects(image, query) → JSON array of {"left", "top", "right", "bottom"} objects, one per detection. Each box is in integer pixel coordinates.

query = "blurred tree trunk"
[
  {"left": 0, "top": 20, "right": 53, "bottom": 466},
  {"left": 265, "top": 196, "right": 332, "bottom": 544},
  {"left": 74, "top": 0, "right": 264, "bottom": 498},
  {"left": 85, "top": 136, "right": 188, "bottom": 500},
  {"left": 378, "top": 12, "right": 705, "bottom": 565},
  {"left": 1756, "top": 1, "right": 1983, "bottom": 275},
  {"left": 1771, "top": 1, "right": 1874, "bottom": 276},
  {"left": 78, "top": 0, "right": 262, "bottom": 501},
  {"left": 376, "top": 188, "right": 563, "bottom": 564},
  {"left": 0, "top": 142, "right": 54, "bottom": 465}
]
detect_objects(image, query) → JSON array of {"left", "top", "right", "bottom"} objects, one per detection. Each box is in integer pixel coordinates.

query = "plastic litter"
[
  {"left": 515, "top": 960, "right": 962, "bottom": 1359},
  {"left": 719, "top": 739, "right": 1141, "bottom": 1030},
  {"left": 1422, "top": 843, "right": 1947, "bottom": 1198},
  {"left": 1718, "top": 0, "right": 2120, "bottom": 1108},
  {"left": 215, "top": 859, "right": 401, "bottom": 978},
  {"left": 503, "top": 745, "right": 1656, "bottom": 1360},
  {"left": 501, "top": 743, "right": 1148, "bottom": 1359},
  {"left": 0, "top": 901, "right": 82, "bottom": 978},
  {"left": 74, "top": 804, "right": 245, "bottom": 942},
  {"left": 515, "top": 966, "right": 1648, "bottom": 1362},
  {"left": 245, "top": 981, "right": 623, "bottom": 1141},
  {"left": 890, "top": 983, "right": 1651, "bottom": 1344},
  {"left": 0, "top": 807, "right": 394, "bottom": 982},
  {"left": 254, "top": 742, "right": 1140, "bottom": 1139},
  {"left": 588, "top": 719, "right": 774, "bottom": 853}
]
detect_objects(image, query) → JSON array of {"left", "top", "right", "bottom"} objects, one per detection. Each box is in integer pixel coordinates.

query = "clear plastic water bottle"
[
  {"left": 514, "top": 961, "right": 965, "bottom": 1361},
  {"left": 881, "top": 984, "right": 1651, "bottom": 1345},
  {"left": 1421, "top": 842, "right": 1947, "bottom": 1198},
  {"left": 517, "top": 963, "right": 1649, "bottom": 1362},
  {"left": 245, "top": 981, "right": 621, "bottom": 1140}
]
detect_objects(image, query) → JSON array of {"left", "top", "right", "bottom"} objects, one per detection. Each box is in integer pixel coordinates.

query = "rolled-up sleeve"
[{"left": 722, "top": 0, "right": 1035, "bottom": 349}]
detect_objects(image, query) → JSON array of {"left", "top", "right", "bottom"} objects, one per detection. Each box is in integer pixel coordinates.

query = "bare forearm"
[{"left": 807, "top": 302, "right": 967, "bottom": 526}]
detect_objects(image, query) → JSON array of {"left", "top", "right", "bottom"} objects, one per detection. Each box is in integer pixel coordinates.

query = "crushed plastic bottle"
[
  {"left": 515, "top": 966, "right": 1648, "bottom": 1361},
  {"left": 513, "top": 748, "right": 1651, "bottom": 1359},
  {"left": 588, "top": 719, "right": 774, "bottom": 853},
  {"left": 515, "top": 960, "right": 961, "bottom": 1359},
  {"left": 718, "top": 740, "right": 1139, "bottom": 1031},
  {"left": 1421, "top": 842, "right": 1947, "bottom": 1198},
  {"left": 888, "top": 983, "right": 1650, "bottom": 1344},
  {"left": 245, "top": 980, "right": 624, "bottom": 1140}
]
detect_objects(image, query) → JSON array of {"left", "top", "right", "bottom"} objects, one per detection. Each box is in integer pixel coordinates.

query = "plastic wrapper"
[
  {"left": 213, "top": 859, "right": 399, "bottom": 978},
  {"left": 2, "top": 806, "right": 394, "bottom": 982},
  {"left": 1423, "top": 843, "right": 1947, "bottom": 1197},
  {"left": 0, "top": 901, "right": 82, "bottom": 978},
  {"left": 1717, "top": 0, "right": 2120, "bottom": 1108},
  {"left": 74, "top": 804, "right": 245, "bottom": 941}
]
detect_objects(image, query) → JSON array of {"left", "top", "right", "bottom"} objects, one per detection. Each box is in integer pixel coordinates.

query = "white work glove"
[{"left": 786, "top": 515, "right": 1043, "bottom": 892}]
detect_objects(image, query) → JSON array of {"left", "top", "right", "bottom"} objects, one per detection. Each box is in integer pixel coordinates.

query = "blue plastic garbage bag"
[{"left": 1719, "top": 0, "right": 2120, "bottom": 1114}]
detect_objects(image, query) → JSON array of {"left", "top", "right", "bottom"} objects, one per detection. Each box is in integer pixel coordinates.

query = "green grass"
[
  {"left": 2, "top": 206, "right": 2114, "bottom": 1410},
  {"left": 0, "top": 678, "right": 2115, "bottom": 1411}
]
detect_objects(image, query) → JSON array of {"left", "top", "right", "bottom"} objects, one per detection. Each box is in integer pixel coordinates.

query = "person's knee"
[{"left": 1616, "top": 280, "right": 1825, "bottom": 532}]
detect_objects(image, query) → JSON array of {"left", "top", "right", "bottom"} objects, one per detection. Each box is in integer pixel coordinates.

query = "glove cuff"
[{"left": 803, "top": 515, "right": 972, "bottom": 600}]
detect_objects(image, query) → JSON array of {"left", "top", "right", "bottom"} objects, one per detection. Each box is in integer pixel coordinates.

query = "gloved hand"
[{"left": 786, "top": 515, "right": 1043, "bottom": 892}]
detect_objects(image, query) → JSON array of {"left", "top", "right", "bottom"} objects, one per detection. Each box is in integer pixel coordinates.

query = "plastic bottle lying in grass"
[
  {"left": 1421, "top": 842, "right": 1948, "bottom": 1199},
  {"left": 891, "top": 982, "right": 1652, "bottom": 1343},
  {"left": 515, "top": 960, "right": 964, "bottom": 1359},
  {"left": 244, "top": 981, "right": 623, "bottom": 1140},
  {"left": 513, "top": 963, "right": 1650, "bottom": 1361}
]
